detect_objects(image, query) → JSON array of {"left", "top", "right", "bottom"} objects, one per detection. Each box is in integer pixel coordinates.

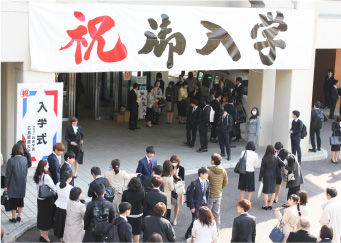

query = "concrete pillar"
[{"left": 247, "top": 69, "right": 276, "bottom": 146}]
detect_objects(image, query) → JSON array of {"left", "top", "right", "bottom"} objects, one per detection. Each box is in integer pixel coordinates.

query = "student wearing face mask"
[
  {"left": 245, "top": 107, "right": 261, "bottom": 146},
  {"left": 170, "top": 155, "right": 185, "bottom": 226}
]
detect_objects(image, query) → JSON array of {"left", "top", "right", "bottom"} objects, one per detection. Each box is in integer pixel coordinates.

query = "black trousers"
[
  {"left": 199, "top": 124, "right": 208, "bottom": 149},
  {"left": 218, "top": 131, "right": 230, "bottom": 157},
  {"left": 310, "top": 126, "right": 321, "bottom": 149},
  {"left": 187, "top": 124, "right": 198, "bottom": 144},
  {"left": 287, "top": 185, "right": 300, "bottom": 199},
  {"left": 330, "top": 101, "right": 337, "bottom": 118},
  {"left": 229, "top": 131, "right": 233, "bottom": 144},
  {"left": 235, "top": 123, "right": 242, "bottom": 139},
  {"left": 166, "top": 209, "right": 171, "bottom": 220},
  {"left": 324, "top": 90, "right": 330, "bottom": 107},
  {"left": 210, "top": 121, "right": 218, "bottom": 139},
  {"left": 291, "top": 138, "right": 301, "bottom": 163},
  {"left": 129, "top": 105, "right": 138, "bottom": 129}
]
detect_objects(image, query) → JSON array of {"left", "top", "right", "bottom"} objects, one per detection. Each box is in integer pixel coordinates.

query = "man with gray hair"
[{"left": 287, "top": 216, "right": 317, "bottom": 242}]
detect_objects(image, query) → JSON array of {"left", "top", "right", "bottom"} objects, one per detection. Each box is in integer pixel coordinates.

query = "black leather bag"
[
  {"left": 1, "top": 191, "right": 11, "bottom": 212},
  {"left": 234, "top": 151, "right": 247, "bottom": 175},
  {"left": 38, "top": 175, "right": 56, "bottom": 199}
]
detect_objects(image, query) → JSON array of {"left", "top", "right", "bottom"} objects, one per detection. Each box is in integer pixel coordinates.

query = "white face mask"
[
  {"left": 172, "top": 163, "right": 178, "bottom": 167},
  {"left": 252, "top": 110, "right": 257, "bottom": 115}
]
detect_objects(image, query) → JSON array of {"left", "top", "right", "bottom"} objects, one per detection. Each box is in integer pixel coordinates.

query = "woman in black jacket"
[
  {"left": 165, "top": 82, "right": 176, "bottom": 124},
  {"left": 170, "top": 155, "right": 185, "bottom": 226},
  {"left": 278, "top": 149, "right": 304, "bottom": 202},
  {"left": 259, "top": 145, "right": 285, "bottom": 210},
  {"left": 331, "top": 116, "right": 341, "bottom": 163},
  {"left": 122, "top": 177, "right": 145, "bottom": 243}
]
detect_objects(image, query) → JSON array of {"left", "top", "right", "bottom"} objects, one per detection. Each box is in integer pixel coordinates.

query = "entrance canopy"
[{"left": 29, "top": 3, "right": 315, "bottom": 72}]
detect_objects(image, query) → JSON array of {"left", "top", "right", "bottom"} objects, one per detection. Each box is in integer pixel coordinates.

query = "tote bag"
[
  {"left": 38, "top": 175, "right": 56, "bottom": 199},
  {"left": 234, "top": 151, "right": 247, "bottom": 175},
  {"left": 269, "top": 220, "right": 285, "bottom": 243}
]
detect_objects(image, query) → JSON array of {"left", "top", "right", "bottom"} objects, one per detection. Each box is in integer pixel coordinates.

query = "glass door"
[{"left": 57, "top": 73, "right": 76, "bottom": 121}]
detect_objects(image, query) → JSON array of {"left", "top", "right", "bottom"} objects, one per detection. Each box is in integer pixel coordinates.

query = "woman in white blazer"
[
  {"left": 104, "top": 159, "right": 138, "bottom": 212},
  {"left": 238, "top": 141, "right": 259, "bottom": 202},
  {"left": 63, "top": 187, "right": 86, "bottom": 243},
  {"left": 34, "top": 159, "right": 57, "bottom": 243},
  {"left": 191, "top": 207, "right": 218, "bottom": 243}
]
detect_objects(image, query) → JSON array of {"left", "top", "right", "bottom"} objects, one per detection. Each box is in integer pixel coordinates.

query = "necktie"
[
  {"left": 149, "top": 159, "right": 152, "bottom": 168},
  {"left": 201, "top": 181, "right": 204, "bottom": 192}
]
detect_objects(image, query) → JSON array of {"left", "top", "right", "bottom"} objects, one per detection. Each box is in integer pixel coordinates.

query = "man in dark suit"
[
  {"left": 143, "top": 165, "right": 164, "bottom": 192},
  {"left": 231, "top": 199, "right": 256, "bottom": 242},
  {"left": 116, "top": 202, "right": 134, "bottom": 242},
  {"left": 189, "top": 84, "right": 202, "bottom": 107},
  {"left": 287, "top": 217, "right": 317, "bottom": 242},
  {"left": 88, "top": 166, "right": 110, "bottom": 201},
  {"left": 309, "top": 101, "right": 328, "bottom": 152},
  {"left": 185, "top": 167, "right": 210, "bottom": 239},
  {"left": 48, "top": 143, "right": 65, "bottom": 185},
  {"left": 60, "top": 151, "right": 76, "bottom": 186},
  {"left": 83, "top": 183, "right": 116, "bottom": 242},
  {"left": 224, "top": 97, "right": 238, "bottom": 148},
  {"left": 324, "top": 70, "right": 334, "bottom": 109},
  {"left": 218, "top": 109, "right": 233, "bottom": 161},
  {"left": 210, "top": 93, "right": 222, "bottom": 143},
  {"left": 136, "top": 146, "right": 157, "bottom": 184},
  {"left": 290, "top": 110, "right": 303, "bottom": 163},
  {"left": 198, "top": 98, "right": 211, "bottom": 153},
  {"left": 184, "top": 99, "right": 202, "bottom": 148},
  {"left": 65, "top": 117, "right": 85, "bottom": 173},
  {"left": 143, "top": 176, "right": 167, "bottom": 217},
  {"left": 232, "top": 77, "right": 244, "bottom": 142},
  {"left": 129, "top": 83, "right": 140, "bottom": 130},
  {"left": 329, "top": 79, "right": 339, "bottom": 119}
]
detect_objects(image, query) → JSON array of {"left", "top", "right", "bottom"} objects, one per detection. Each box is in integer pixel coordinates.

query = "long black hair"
[
  {"left": 111, "top": 159, "right": 120, "bottom": 174},
  {"left": 33, "top": 160, "right": 49, "bottom": 184},
  {"left": 59, "top": 171, "right": 72, "bottom": 189},
  {"left": 250, "top": 107, "right": 260, "bottom": 120}
]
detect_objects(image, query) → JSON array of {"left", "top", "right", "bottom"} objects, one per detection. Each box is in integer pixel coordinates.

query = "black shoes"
[
  {"left": 230, "top": 145, "right": 236, "bottom": 148},
  {"left": 9, "top": 218, "right": 16, "bottom": 223},
  {"left": 309, "top": 148, "right": 316, "bottom": 152},
  {"left": 183, "top": 142, "right": 190, "bottom": 146},
  {"left": 317, "top": 148, "right": 321, "bottom": 151},
  {"left": 227, "top": 156, "right": 231, "bottom": 161},
  {"left": 201, "top": 149, "right": 208, "bottom": 152},
  {"left": 190, "top": 143, "right": 194, "bottom": 148},
  {"left": 221, "top": 154, "right": 226, "bottom": 157},
  {"left": 16, "top": 217, "right": 21, "bottom": 222},
  {"left": 262, "top": 206, "right": 273, "bottom": 210}
]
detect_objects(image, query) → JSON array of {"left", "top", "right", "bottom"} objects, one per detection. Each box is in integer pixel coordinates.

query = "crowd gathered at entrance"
[{"left": 1, "top": 72, "right": 341, "bottom": 243}]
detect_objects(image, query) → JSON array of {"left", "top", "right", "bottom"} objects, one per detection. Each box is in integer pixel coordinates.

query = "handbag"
[
  {"left": 38, "top": 174, "right": 56, "bottom": 199},
  {"left": 269, "top": 220, "right": 285, "bottom": 243},
  {"left": 174, "top": 180, "right": 186, "bottom": 195},
  {"left": 153, "top": 106, "right": 161, "bottom": 115},
  {"left": 1, "top": 191, "right": 11, "bottom": 212},
  {"left": 158, "top": 98, "right": 166, "bottom": 108},
  {"left": 234, "top": 151, "right": 247, "bottom": 175},
  {"left": 330, "top": 129, "right": 341, "bottom": 145}
]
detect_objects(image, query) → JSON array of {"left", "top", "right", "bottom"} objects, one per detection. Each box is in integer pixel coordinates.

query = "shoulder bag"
[
  {"left": 38, "top": 174, "right": 56, "bottom": 199},
  {"left": 174, "top": 180, "right": 186, "bottom": 195},
  {"left": 269, "top": 219, "right": 285, "bottom": 243},
  {"left": 330, "top": 129, "right": 341, "bottom": 145},
  {"left": 234, "top": 151, "right": 247, "bottom": 175}
]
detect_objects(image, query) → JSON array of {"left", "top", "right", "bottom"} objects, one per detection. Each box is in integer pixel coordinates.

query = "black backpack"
[
  {"left": 91, "top": 202, "right": 110, "bottom": 237},
  {"left": 314, "top": 110, "right": 325, "bottom": 129},
  {"left": 106, "top": 217, "right": 127, "bottom": 242},
  {"left": 185, "top": 181, "right": 195, "bottom": 208},
  {"left": 104, "top": 186, "right": 115, "bottom": 203},
  {"left": 301, "top": 123, "right": 307, "bottom": 139}
]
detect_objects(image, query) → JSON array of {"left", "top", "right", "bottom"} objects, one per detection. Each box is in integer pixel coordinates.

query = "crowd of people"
[{"left": 1, "top": 72, "right": 341, "bottom": 243}]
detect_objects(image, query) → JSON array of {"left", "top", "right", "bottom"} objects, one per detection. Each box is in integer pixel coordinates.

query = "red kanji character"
[
  {"left": 84, "top": 16, "right": 127, "bottom": 63},
  {"left": 59, "top": 11, "right": 88, "bottom": 64}
]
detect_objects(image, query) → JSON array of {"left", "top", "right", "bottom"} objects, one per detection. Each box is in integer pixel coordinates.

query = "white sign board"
[
  {"left": 137, "top": 90, "right": 147, "bottom": 119},
  {"left": 136, "top": 76, "right": 147, "bottom": 85},
  {"left": 17, "top": 83, "right": 63, "bottom": 167},
  {"left": 29, "top": 3, "right": 315, "bottom": 72}
]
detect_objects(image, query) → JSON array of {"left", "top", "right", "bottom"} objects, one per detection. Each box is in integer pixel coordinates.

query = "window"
[
  {"left": 213, "top": 75, "right": 223, "bottom": 85},
  {"left": 202, "top": 74, "right": 213, "bottom": 88}
]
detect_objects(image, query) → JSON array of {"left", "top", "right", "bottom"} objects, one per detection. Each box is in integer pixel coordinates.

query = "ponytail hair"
[
  {"left": 111, "top": 159, "right": 120, "bottom": 175},
  {"left": 297, "top": 202, "right": 302, "bottom": 217},
  {"left": 59, "top": 171, "right": 72, "bottom": 189}
]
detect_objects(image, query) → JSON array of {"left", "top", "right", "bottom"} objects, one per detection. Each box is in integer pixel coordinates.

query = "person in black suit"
[
  {"left": 218, "top": 109, "right": 233, "bottom": 161},
  {"left": 142, "top": 202, "right": 176, "bottom": 242},
  {"left": 60, "top": 151, "right": 76, "bottom": 186},
  {"left": 324, "top": 70, "right": 334, "bottom": 109},
  {"left": 143, "top": 176, "right": 167, "bottom": 217},
  {"left": 331, "top": 116, "right": 341, "bottom": 163},
  {"left": 88, "top": 166, "right": 110, "bottom": 201},
  {"left": 198, "top": 98, "right": 211, "bottom": 153},
  {"left": 310, "top": 101, "right": 328, "bottom": 152},
  {"left": 185, "top": 167, "right": 210, "bottom": 239},
  {"left": 289, "top": 110, "right": 303, "bottom": 163},
  {"left": 231, "top": 199, "right": 256, "bottom": 242},
  {"left": 329, "top": 79, "right": 339, "bottom": 119},
  {"left": 116, "top": 202, "right": 134, "bottom": 243},
  {"left": 189, "top": 84, "right": 202, "bottom": 107},
  {"left": 83, "top": 184, "right": 115, "bottom": 242},
  {"left": 136, "top": 146, "right": 157, "bottom": 184},
  {"left": 64, "top": 117, "right": 85, "bottom": 175},
  {"left": 210, "top": 93, "right": 222, "bottom": 143},
  {"left": 155, "top": 72, "right": 165, "bottom": 94},
  {"left": 129, "top": 83, "right": 140, "bottom": 130},
  {"left": 233, "top": 77, "right": 244, "bottom": 105},
  {"left": 184, "top": 99, "right": 202, "bottom": 148},
  {"left": 224, "top": 97, "right": 238, "bottom": 148},
  {"left": 143, "top": 165, "right": 164, "bottom": 192},
  {"left": 287, "top": 217, "right": 317, "bottom": 242},
  {"left": 48, "top": 143, "right": 65, "bottom": 185}
]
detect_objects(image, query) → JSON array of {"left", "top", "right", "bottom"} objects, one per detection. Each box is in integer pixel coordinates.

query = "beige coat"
[
  {"left": 275, "top": 205, "right": 299, "bottom": 243},
  {"left": 161, "top": 176, "right": 174, "bottom": 209},
  {"left": 63, "top": 200, "right": 86, "bottom": 243},
  {"left": 104, "top": 170, "right": 136, "bottom": 212}
]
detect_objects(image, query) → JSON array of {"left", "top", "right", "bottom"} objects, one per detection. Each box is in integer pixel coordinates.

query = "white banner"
[
  {"left": 29, "top": 3, "right": 315, "bottom": 72},
  {"left": 17, "top": 83, "right": 63, "bottom": 167}
]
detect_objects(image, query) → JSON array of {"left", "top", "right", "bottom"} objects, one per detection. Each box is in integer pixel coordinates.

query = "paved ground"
[{"left": 2, "top": 109, "right": 340, "bottom": 242}]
